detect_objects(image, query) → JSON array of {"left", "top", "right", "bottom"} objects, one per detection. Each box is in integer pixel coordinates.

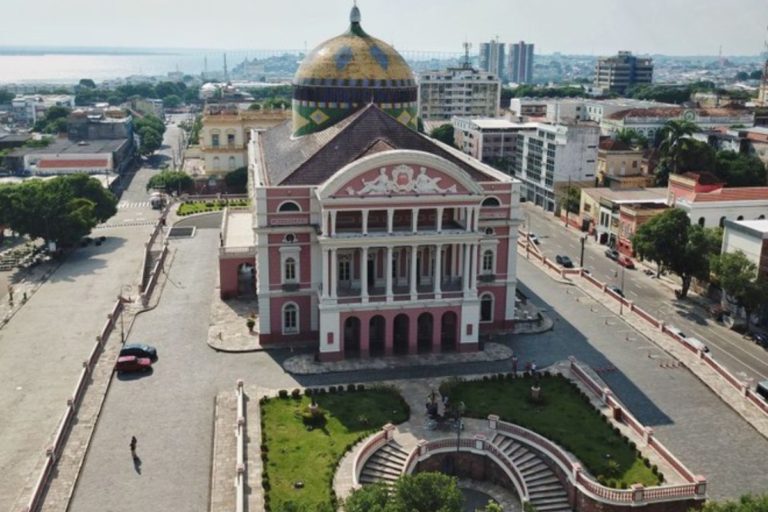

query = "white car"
[{"left": 527, "top": 233, "right": 540, "bottom": 245}]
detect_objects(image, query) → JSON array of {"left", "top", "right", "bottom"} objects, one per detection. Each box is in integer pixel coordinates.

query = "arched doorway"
[
  {"left": 393, "top": 314, "right": 410, "bottom": 355},
  {"left": 441, "top": 311, "right": 458, "bottom": 352},
  {"left": 369, "top": 315, "right": 386, "bottom": 357},
  {"left": 417, "top": 313, "right": 433, "bottom": 354},
  {"left": 237, "top": 263, "right": 255, "bottom": 296},
  {"left": 343, "top": 317, "right": 361, "bottom": 358}
]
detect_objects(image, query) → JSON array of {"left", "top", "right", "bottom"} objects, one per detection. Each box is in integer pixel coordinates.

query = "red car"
[
  {"left": 617, "top": 255, "right": 635, "bottom": 269},
  {"left": 115, "top": 355, "right": 152, "bottom": 373}
]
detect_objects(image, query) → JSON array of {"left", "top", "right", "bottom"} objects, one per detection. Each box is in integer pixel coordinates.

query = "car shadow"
[{"left": 116, "top": 367, "right": 154, "bottom": 381}]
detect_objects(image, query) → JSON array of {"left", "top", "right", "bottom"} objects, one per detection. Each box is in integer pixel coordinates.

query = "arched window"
[
  {"left": 482, "top": 197, "right": 500, "bottom": 207},
  {"left": 213, "top": 156, "right": 221, "bottom": 170},
  {"left": 278, "top": 201, "right": 301, "bottom": 212},
  {"left": 284, "top": 257, "right": 296, "bottom": 282},
  {"left": 228, "top": 156, "right": 236, "bottom": 170},
  {"left": 482, "top": 250, "right": 494, "bottom": 274},
  {"left": 484, "top": 227, "right": 495, "bottom": 236},
  {"left": 283, "top": 233, "right": 296, "bottom": 243},
  {"left": 698, "top": 217, "right": 705, "bottom": 227},
  {"left": 283, "top": 303, "right": 298, "bottom": 334},
  {"left": 719, "top": 216, "right": 726, "bottom": 228},
  {"left": 480, "top": 293, "right": 494, "bottom": 322}
]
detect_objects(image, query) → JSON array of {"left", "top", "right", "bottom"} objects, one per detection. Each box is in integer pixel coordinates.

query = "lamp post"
[
  {"left": 454, "top": 400, "right": 466, "bottom": 452},
  {"left": 619, "top": 264, "right": 626, "bottom": 315},
  {"left": 580, "top": 234, "right": 588, "bottom": 268}
]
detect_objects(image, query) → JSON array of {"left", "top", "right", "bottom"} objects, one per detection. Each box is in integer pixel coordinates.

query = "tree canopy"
[
  {"left": 0, "top": 89, "right": 14, "bottom": 104},
  {"left": 32, "top": 105, "right": 72, "bottom": 134},
  {"left": 0, "top": 174, "right": 116, "bottom": 246},
  {"left": 146, "top": 170, "right": 194, "bottom": 194},
  {"left": 632, "top": 208, "right": 720, "bottom": 297},
  {"left": 711, "top": 251, "right": 768, "bottom": 326},
  {"left": 343, "top": 473, "right": 463, "bottom": 512},
  {"left": 714, "top": 151, "right": 767, "bottom": 187},
  {"left": 78, "top": 78, "right": 96, "bottom": 89},
  {"left": 430, "top": 124, "right": 456, "bottom": 148},
  {"left": 135, "top": 114, "right": 166, "bottom": 156},
  {"left": 224, "top": 167, "right": 248, "bottom": 193},
  {"left": 701, "top": 493, "right": 768, "bottom": 512}
]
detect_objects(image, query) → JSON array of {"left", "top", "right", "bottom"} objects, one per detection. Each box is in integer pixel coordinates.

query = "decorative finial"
[{"left": 350, "top": 1, "right": 361, "bottom": 24}]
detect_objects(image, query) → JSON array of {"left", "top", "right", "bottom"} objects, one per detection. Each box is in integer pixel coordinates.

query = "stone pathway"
[{"left": 207, "top": 286, "right": 262, "bottom": 352}]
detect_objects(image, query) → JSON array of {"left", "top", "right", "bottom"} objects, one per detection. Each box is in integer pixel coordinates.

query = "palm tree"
[{"left": 657, "top": 119, "right": 699, "bottom": 175}]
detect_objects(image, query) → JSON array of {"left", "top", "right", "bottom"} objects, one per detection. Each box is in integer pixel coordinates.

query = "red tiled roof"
[
  {"left": 692, "top": 187, "right": 768, "bottom": 203},
  {"left": 680, "top": 171, "right": 723, "bottom": 185},
  {"left": 37, "top": 159, "right": 109, "bottom": 169},
  {"left": 598, "top": 139, "right": 630, "bottom": 151}
]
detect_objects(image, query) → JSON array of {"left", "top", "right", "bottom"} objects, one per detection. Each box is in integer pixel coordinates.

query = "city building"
[
  {"left": 479, "top": 39, "right": 505, "bottom": 80},
  {"left": 218, "top": 5, "right": 522, "bottom": 361},
  {"left": 508, "top": 98, "right": 548, "bottom": 121},
  {"left": 4, "top": 138, "right": 134, "bottom": 176},
  {"left": 601, "top": 107, "right": 755, "bottom": 140},
  {"left": 740, "top": 126, "right": 768, "bottom": 166},
  {"left": 418, "top": 66, "right": 501, "bottom": 121},
  {"left": 197, "top": 104, "right": 290, "bottom": 177},
  {"left": 508, "top": 41, "right": 534, "bottom": 84},
  {"left": 67, "top": 107, "right": 133, "bottom": 141},
  {"left": 667, "top": 172, "right": 768, "bottom": 228},
  {"left": 618, "top": 202, "right": 670, "bottom": 256},
  {"left": 579, "top": 187, "right": 667, "bottom": 246},
  {"left": 512, "top": 122, "right": 600, "bottom": 211},
  {"left": 452, "top": 117, "right": 529, "bottom": 167},
  {"left": 593, "top": 51, "right": 653, "bottom": 95},
  {"left": 758, "top": 58, "right": 768, "bottom": 107},
  {"left": 508, "top": 97, "right": 676, "bottom": 126},
  {"left": 10, "top": 94, "right": 75, "bottom": 127},
  {"left": 596, "top": 139, "right": 650, "bottom": 188},
  {"left": 721, "top": 219, "right": 768, "bottom": 279},
  {"left": 130, "top": 98, "right": 165, "bottom": 119}
]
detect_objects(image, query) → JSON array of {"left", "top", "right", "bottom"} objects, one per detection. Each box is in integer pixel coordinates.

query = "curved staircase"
[
  {"left": 491, "top": 434, "right": 571, "bottom": 512},
  {"left": 359, "top": 441, "right": 410, "bottom": 486}
]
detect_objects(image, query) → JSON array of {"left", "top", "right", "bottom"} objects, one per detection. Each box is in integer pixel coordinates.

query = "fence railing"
[{"left": 235, "top": 381, "right": 246, "bottom": 512}]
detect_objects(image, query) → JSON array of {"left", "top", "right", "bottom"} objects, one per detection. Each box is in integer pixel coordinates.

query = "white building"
[
  {"left": 451, "top": 117, "right": 533, "bottom": 166},
  {"left": 418, "top": 67, "right": 501, "bottom": 121},
  {"left": 721, "top": 219, "right": 768, "bottom": 279},
  {"left": 508, "top": 97, "right": 676, "bottom": 126},
  {"left": 601, "top": 107, "right": 755, "bottom": 140},
  {"left": 512, "top": 122, "right": 600, "bottom": 211},
  {"left": 10, "top": 94, "right": 75, "bottom": 126}
]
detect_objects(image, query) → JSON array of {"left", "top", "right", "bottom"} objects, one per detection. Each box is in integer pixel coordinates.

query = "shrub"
[
  {"left": 300, "top": 404, "right": 327, "bottom": 428},
  {"left": 262, "top": 476, "right": 270, "bottom": 491},
  {"left": 291, "top": 388, "right": 301, "bottom": 399},
  {"left": 347, "top": 384, "right": 356, "bottom": 392},
  {"left": 304, "top": 388, "right": 313, "bottom": 397},
  {"left": 620, "top": 481, "right": 628, "bottom": 489},
  {"left": 643, "top": 457, "right": 651, "bottom": 467},
  {"left": 278, "top": 389, "right": 288, "bottom": 399},
  {"left": 356, "top": 384, "right": 365, "bottom": 391},
  {"left": 651, "top": 464, "right": 658, "bottom": 475},
  {"left": 629, "top": 441, "right": 636, "bottom": 451},
  {"left": 329, "top": 385, "right": 337, "bottom": 393},
  {"left": 261, "top": 443, "right": 269, "bottom": 453}
]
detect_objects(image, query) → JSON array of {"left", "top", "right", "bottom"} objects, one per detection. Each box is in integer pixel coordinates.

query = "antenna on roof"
[{"left": 462, "top": 40, "right": 472, "bottom": 69}]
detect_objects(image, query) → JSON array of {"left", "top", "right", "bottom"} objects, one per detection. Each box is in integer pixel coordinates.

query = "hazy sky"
[{"left": 2, "top": 0, "right": 767, "bottom": 56}]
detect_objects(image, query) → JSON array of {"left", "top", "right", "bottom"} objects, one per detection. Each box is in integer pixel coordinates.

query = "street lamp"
[
  {"left": 618, "top": 264, "right": 626, "bottom": 315},
  {"left": 579, "top": 234, "right": 588, "bottom": 268}
]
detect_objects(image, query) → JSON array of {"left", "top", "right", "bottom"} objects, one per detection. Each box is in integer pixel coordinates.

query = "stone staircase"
[
  {"left": 492, "top": 434, "right": 572, "bottom": 512},
  {"left": 359, "top": 442, "right": 410, "bottom": 486}
]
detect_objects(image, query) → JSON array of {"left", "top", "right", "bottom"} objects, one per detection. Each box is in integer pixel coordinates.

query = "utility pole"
[
  {"left": 580, "top": 234, "right": 587, "bottom": 268},
  {"left": 619, "top": 265, "right": 626, "bottom": 315}
]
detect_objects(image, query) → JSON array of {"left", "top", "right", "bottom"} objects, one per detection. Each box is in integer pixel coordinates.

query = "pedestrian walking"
[
  {"left": 130, "top": 436, "right": 137, "bottom": 457},
  {"left": 511, "top": 354, "right": 518, "bottom": 377}
]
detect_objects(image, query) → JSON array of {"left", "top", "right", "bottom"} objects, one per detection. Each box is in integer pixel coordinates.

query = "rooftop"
[
  {"left": 8, "top": 138, "right": 129, "bottom": 157},
  {"left": 582, "top": 187, "right": 667, "bottom": 204},
  {"left": 725, "top": 219, "right": 768, "bottom": 239},
  {"left": 691, "top": 187, "right": 768, "bottom": 203},
  {"left": 606, "top": 107, "right": 751, "bottom": 121},
  {"left": 224, "top": 211, "right": 254, "bottom": 248}
]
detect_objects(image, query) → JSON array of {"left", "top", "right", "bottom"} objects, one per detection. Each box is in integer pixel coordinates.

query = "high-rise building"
[
  {"left": 418, "top": 66, "right": 501, "bottom": 121},
  {"left": 508, "top": 41, "right": 534, "bottom": 84},
  {"left": 758, "top": 59, "right": 768, "bottom": 107},
  {"left": 479, "top": 40, "right": 505, "bottom": 79},
  {"left": 593, "top": 51, "right": 653, "bottom": 95}
]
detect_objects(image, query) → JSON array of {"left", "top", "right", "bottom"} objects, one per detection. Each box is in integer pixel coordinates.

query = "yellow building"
[
  {"left": 199, "top": 104, "right": 290, "bottom": 176},
  {"left": 596, "top": 139, "right": 648, "bottom": 188}
]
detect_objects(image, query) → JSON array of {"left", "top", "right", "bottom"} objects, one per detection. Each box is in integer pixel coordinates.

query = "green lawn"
[
  {"left": 176, "top": 199, "right": 250, "bottom": 216},
  {"left": 440, "top": 375, "right": 661, "bottom": 488},
  {"left": 261, "top": 387, "right": 410, "bottom": 511}
]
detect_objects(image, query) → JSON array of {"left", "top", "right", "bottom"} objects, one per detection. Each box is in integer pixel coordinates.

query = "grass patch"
[
  {"left": 261, "top": 387, "right": 410, "bottom": 511},
  {"left": 176, "top": 199, "right": 250, "bottom": 216},
  {"left": 440, "top": 375, "right": 661, "bottom": 488}
]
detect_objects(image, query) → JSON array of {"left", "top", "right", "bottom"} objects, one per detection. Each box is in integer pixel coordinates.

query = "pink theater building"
[{"left": 218, "top": 6, "right": 522, "bottom": 361}]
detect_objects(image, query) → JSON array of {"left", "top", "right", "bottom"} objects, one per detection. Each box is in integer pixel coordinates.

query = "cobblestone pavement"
[{"left": 207, "top": 287, "right": 262, "bottom": 352}]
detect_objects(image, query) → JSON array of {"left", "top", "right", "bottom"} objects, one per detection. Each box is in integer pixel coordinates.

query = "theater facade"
[{"left": 218, "top": 6, "right": 522, "bottom": 361}]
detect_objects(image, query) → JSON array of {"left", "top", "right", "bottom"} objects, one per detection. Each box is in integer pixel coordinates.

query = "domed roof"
[{"left": 294, "top": 6, "right": 414, "bottom": 86}]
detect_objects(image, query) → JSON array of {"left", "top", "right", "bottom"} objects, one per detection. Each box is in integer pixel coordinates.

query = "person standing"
[
  {"left": 130, "top": 436, "right": 137, "bottom": 457},
  {"left": 511, "top": 354, "right": 518, "bottom": 377}
]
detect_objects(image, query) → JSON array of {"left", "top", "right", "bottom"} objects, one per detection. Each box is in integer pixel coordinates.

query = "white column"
[
  {"left": 462, "top": 244, "right": 470, "bottom": 292},
  {"left": 412, "top": 208, "right": 419, "bottom": 233},
  {"left": 465, "top": 207, "right": 472, "bottom": 232},
  {"left": 330, "top": 248, "right": 338, "bottom": 299},
  {"left": 474, "top": 206, "right": 481, "bottom": 231},
  {"left": 436, "top": 207, "right": 444, "bottom": 233},
  {"left": 387, "top": 209, "right": 394, "bottom": 234},
  {"left": 471, "top": 243, "right": 479, "bottom": 290},
  {"left": 322, "top": 248, "right": 329, "bottom": 298},
  {"left": 361, "top": 246, "right": 369, "bottom": 302},
  {"left": 362, "top": 209, "right": 368, "bottom": 236},
  {"left": 410, "top": 245, "right": 418, "bottom": 300},
  {"left": 434, "top": 244, "right": 442, "bottom": 297},
  {"left": 330, "top": 210, "right": 337, "bottom": 237},
  {"left": 385, "top": 246, "right": 393, "bottom": 301}
]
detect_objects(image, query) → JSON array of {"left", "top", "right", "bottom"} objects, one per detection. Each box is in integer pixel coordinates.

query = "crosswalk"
[
  {"left": 117, "top": 201, "right": 151, "bottom": 209},
  {"left": 95, "top": 220, "right": 157, "bottom": 229}
]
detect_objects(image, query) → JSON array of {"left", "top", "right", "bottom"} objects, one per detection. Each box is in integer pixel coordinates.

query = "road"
[{"left": 523, "top": 202, "right": 768, "bottom": 383}]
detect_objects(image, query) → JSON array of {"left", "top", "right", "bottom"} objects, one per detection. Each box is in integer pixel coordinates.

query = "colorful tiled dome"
[{"left": 292, "top": 4, "right": 418, "bottom": 136}]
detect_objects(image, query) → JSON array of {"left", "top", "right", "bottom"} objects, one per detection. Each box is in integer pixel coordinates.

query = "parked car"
[
  {"left": 604, "top": 249, "right": 619, "bottom": 261},
  {"left": 115, "top": 355, "right": 152, "bottom": 373},
  {"left": 120, "top": 343, "right": 158, "bottom": 362},
  {"left": 617, "top": 255, "right": 635, "bottom": 269},
  {"left": 556, "top": 255, "right": 574, "bottom": 268},
  {"left": 608, "top": 285, "right": 624, "bottom": 297},
  {"left": 683, "top": 336, "right": 710, "bottom": 353},
  {"left": 527, "top": 233, "right": 540, "bottom": 245},
  {"left": 666, "top": 325, "right": 686, "bottom": 338},
  {"left": 756, "top": 380, "right": 768, "bottom": 401}
]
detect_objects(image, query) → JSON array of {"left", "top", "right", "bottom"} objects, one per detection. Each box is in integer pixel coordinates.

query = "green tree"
[
  {"left": 135, "top": 114, "right": 166, "bottom": 156},
  {"left": 224, "top": 167, "right": 248, "bottom": 193},
  {"left": 701, "top": 493, "right": 768, "bottom": 512},
  {"left": 64, "top": 173, "right": 118, "bottom": 222},
  {"left": 343, "top": 473, "right": 462, "bottom": 512},
  {"left": 78, "top": 78, "right": 96, "bottom": 89},
  {"left": 146, "top": 171, "right": 194, "bottom": 194},
  {"left": 32, "top": 105, "right": 72, "bottom": 134},
  {"left": 264, "top": 97, "right": 290, "bottom": 109},
  {"left": 632, "top": 209, "right": 719, "bottom": 297},
  {"left": 656, "top": 119, "right": 700, "bottom": 184},
  {"left": 749, "top": 70, "right": 764, "bottom": 80},
  {"left": 430, "top": 124, "right": 456, "bottom": 147},
  {"left": 715, "top": 151, "right": 767, "bottom": 187},
  {"left": 0, "top": 89, "right": 14, "bottom": 104},
  {"left": 248, "top": 102, "right": 262, "bottom": 110},
  {"left": 676, "top": 139, "right": 716, "bottom": 175},
  {"left": 483, "top": 501, "right": 504, "bottom": 512},
  {"left": 561, "top": 186, "right": 580, "bottom": 214},
  {"left": 163, "top": 94, "right": 182, "bottom": 108},
  {"left": 615, "top": 129, "right": 648, "bottom": 149},
  {"left": 711, "top": 251, "right": 768, "bottom": 328}
]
